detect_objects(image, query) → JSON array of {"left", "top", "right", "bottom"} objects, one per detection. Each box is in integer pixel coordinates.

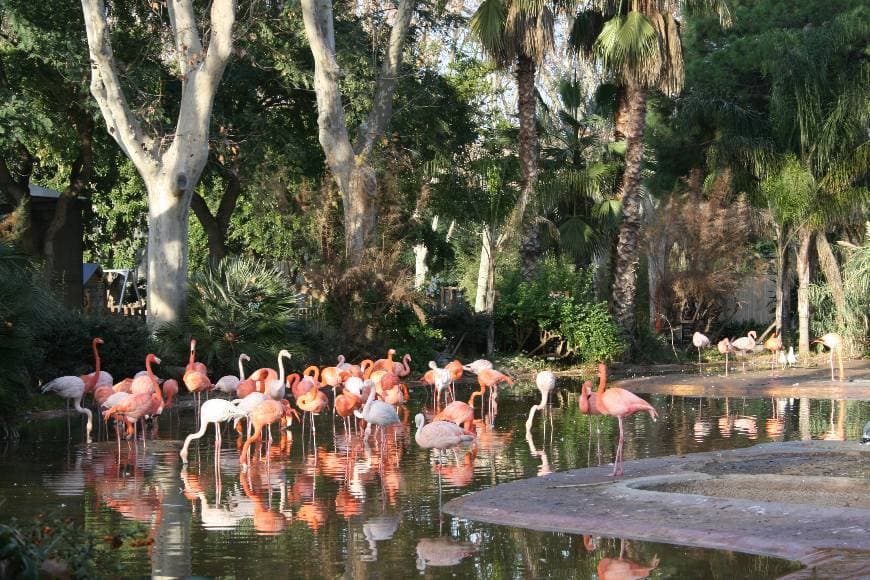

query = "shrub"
[{"left": 155, "top": 255, "right": 307, "bottom": 377}]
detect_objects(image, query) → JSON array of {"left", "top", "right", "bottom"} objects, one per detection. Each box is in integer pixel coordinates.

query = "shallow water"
[{"left": 2, "top": 380, "right": 868, "bottom": 578}]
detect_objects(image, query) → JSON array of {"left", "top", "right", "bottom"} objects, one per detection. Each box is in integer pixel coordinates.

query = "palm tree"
[
  {"left": 470, "top": 0, "right": 565, "bottom": 278},
  {"left": 570, "top": 1, "right": 731, "bottom": 342}
]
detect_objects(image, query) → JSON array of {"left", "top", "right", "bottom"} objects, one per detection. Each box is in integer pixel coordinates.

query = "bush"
[
  {"left": 155, "top": 255, "right": 307, "bottom": 377},
  {"left": 495, "top": 256, "right": 626, "bottom": 362}
]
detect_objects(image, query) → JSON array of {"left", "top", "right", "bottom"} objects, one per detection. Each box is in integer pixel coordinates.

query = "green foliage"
[
  {"left": 155, "top": 256, "right": 306, "bottom": 377},
  {"left": 0, "top": 513, "right": 127, "bottom": 578},
  {"left": 496, "top": 256, "right": 626, "bottom": 362}
]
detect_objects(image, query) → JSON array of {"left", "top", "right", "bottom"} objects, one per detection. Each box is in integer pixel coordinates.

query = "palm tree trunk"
[
  {"left": 611, "top": 80, "right": 649, "bottom": 341},
  {"left": 516, "top": 53, "right": 540, "bottom": 279},
  {"left": 796, "top": 228, "right": 813, "bottom": 355}
]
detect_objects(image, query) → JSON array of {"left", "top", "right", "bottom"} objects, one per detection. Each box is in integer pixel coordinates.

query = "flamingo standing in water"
[
  {"left": 42, "top": 339, "right": 103, "bottom": 443},
  {"left": 731, "top": 330, "right": 757, "bottom": 371},
  {"left": 240, "top": 399, "right": 294, "bottom": 470},
  {"left": 180, "top": 399, "right": 248, "bottom": 463},
  {"left": 468, "top": 369, "right": 513, "bottom": 421},
  {"left": 594, "top": 364, "right": 658, "bottom": 476},
  {"left": 813, "top": 332, "right": 845, "bottom": 381},
  {"left": 184, "top": 339, "right": 212, "bottom": 415},
  {"left": 102, "top": 355, "right": 164, "bottom": 446},
  {"left": 525, "top": 371, "right": 556, "bottom": 433},
  {"left": 371, "top": 349, "right": 397, "bottom": 374},
  {"left": 392, "top": 353, "right": 412, "bottom": 378},
  {"left": 354, "top": 386, "right": 400, "bottom": 447},
  {"left": 264, "top": 350, "right": 292, "bottom": 401},
  {"left": 414, "top": 413, "right": 474, "bottom": 463},
  {"left": 692, "top": 332, "right": 710, "bottom": 374},
  {"left": 717, "top": 338, "right": 734, "bottom": 377},
  {"left": 578, "top": 380, "right": 601, "bottom": 415},
  {"left": 433, "top": 401, "right": 476, "bottom": 434}
]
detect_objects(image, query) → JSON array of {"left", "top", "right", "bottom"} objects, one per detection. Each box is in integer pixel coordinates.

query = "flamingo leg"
[
  {"left": 611, "top": 416, "right": 625, "bottom": 477},
  {"left": 830, "top": 351, "right": 835, "bottom": 381},
  {"left": 725, "top": 352, "right": 729, "bottom": 377}
]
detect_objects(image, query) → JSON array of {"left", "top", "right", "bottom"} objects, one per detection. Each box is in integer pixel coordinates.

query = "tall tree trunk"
[
  {"left": 815, "top": 232, "right": 846, "bottom": 328},
  {"left": 346, "top": 164, "right": 378, "bottom": 259},
  {"left": 82, "top": 0, "right": 236, "bottom": 327},
  {"left": 773, "top": 224, "right": 788, "bottom": 337},
  {"left": 146, "top": 177, "right": 192, "bottom": 326},
  {"left": 474, "top": 227, "right": 492, "bottom": 313},
  {"left": 796, "top": 228, "right": 813, "bottom": 355},
  {"left": 485, "top": 239, "right": 497, "bottom": 358},
  {"left": 516, "top": 53, "right": 540, "bottom": 280},
  {"left": 611, "top": 80, "right": 649, "bottom": 342},
  {"left": 645, "top": 198, "right": 666, "bottom": 333},
  {"left": 413, "top": 243, "right": 428, "bottom": 289}
]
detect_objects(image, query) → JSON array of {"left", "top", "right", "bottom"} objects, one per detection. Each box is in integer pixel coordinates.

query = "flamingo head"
[
  {"left": 240, "top": 353, "right": 250, "bottom": 362},
  {"left": 279, "top": 349, "right": 292, "bottom": 360},
  {"left": 190, "top": 338, "right": 197, "bottom": 351},
  {"left": 146, "top": 353, "right": 162, "bottom": 365},
  {"left": 414, "top": 413, "right": 425, "bottom": 429},
  {"left": 748, "top": 330, "right": 757, "bottom": 340},
  {"left": 93, "top": 337, "right": 104, "bottom": 346}
]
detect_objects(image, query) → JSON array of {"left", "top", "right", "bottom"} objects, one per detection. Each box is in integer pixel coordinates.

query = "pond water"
[{"left": 2, "top": 379, "right": 868, "bottom": 578}]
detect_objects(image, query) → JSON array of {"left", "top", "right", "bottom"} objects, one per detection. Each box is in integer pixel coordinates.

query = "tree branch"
[
  {"left": 167, "top": 0, "right": 204, "bottom": 80},
  {"left": 81, "top": 0, "right": 157, "bottom": 172},
  {"left": 354, "top": 0, "right": 416, "bottom": 159},
  {"left": 300, "top": 0, "right": 354, "bottom": 192}
]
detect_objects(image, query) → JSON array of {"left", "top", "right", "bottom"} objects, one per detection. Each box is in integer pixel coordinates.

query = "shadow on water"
[{"left": 2, "top": 379, "right": 867, "bottom": 577}]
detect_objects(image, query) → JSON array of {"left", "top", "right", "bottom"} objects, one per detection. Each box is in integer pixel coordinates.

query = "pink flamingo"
[
  {"left": 717, "top": 338, "right": 734, "bottom": 376},
  {"left": 414, "top": 413, "right": 474, "bottom": 463},
  {"left": 240, "top": 399, "right": 294, "bottom": 469},
  {"left": 102, "top": 355, "right": 164, "bottom": 446},
  {"left": 433, "top": 401, "right": 476, "bottom": 434},
  {"left": 371, "top": 349, "right": 397, "bottom": 374},
  {"left": 594, "top": 364, "right": 658, "bottom": 476},
  {"left": 392, "top": 353, "right": 412, "bottom": 378},
  {"left": 81, "top": 337, "right": 110, "bottom": 393},
  {"left": 468, "top": 369, "right": 513, "bottom": 420},
  {"left": 731, "top": 330, "right": 757, "bottom": 371},
  {"left": 578, "top": 380, "right": 601, "bottom": 415},
  {"left": 184, "top": 340, "right": 212, "bottom": 418}
]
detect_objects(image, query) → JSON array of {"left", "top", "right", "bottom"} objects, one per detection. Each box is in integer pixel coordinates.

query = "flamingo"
[
  {"left": 184, "top": 340, "right": 212, "bottom": 413},
  {"left": 468, "top": 369, "right": 513, "bottom": 420},
  {"left": 717, "top": 338, "right": 734, "bottom": 377},
  {"left": 692, "top": 332, "right": 710, "bottom": 374},
  {"left": 594, "top": 363, "right": 658, "bottom": 476},
  {"left": 371, "top": 349, "right": 397, "bottom": 374},
  {"left": 525, "top": 370, "right": 556, "bottom": 433},
  {"left": 296, "top": 382, "right": 329, "bottom": 437},
  {"left": 102, "top": 355, "right": 164, "bottom": 445},
  {"left": 215, "top": 353, "right": 250, "bottom": 395},
  {"left": 42, "top": 372, "right": 95, "bottom": 444},
  {"left": 180, "top": 399, "right": 247, "bottom": 464},
  {"left": 462, "top": 359, "right": 493, "bottom": 375},
  {"left": 334, "top": 388, "right": 362, "bottom": 435},
  {"left": 433, "top": 401, "right": 476, "bottom": 434},
  {"left": 392, "top": 353, "right": 412, "bottom": 378},
  {"left": 731, "top": 330, "right": 758, "bottom": 371},
  {"left": 240, "top": 399, "right": 294, "bottom": 469},
  {"left": 354, "top": 385, "right": 400, "bottom": 445},
  {"left": 232, "top": 391, "right": 267, "bottom": 436},
  {"left": 813, "top": 332, "right": 845, "bottom": 381},
  {"left": 786, "top": 346, "right": 797, "bottom": 367},
  {"left": 414, "top": 413, "right": 474, "bottom": 463},
  {"left": 445, "top": 360, "right": 464, "bottom": 401},
  {"left": 162, "top": 379, "right": 179, "bottom": 409},
  {"left": 81, "top": 337, "right": 110, "bottom": 392},
  {"left": 764, "top": 333, "right": 783, "bottom": 371},
  {"left": 264, "top": 350, "right": 292, "bottom": 401}
]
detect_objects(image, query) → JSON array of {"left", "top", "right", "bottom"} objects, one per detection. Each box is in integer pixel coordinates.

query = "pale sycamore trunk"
[
  {"left": 796, "top": 228, "right": 813, "bottom": 355},
  {"left": 413, "top": 244, "right": 428, "bottom": 289},
  {"left": 474, "top": 228, "right": 492, "bottom": 313},
  {"left": 81, "top": 0, "right": 235, "bottom": 327},
  {"left": 815, "top": 233, "right": 846, "bottom": 328}
]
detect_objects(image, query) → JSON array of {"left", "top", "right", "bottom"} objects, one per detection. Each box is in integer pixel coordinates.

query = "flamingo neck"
[
  {"left": 303, "top": 365, "right": 320, "bottom": 383},
  {"left": 287, "top": 374, "right": 300, "bottom": 389},
  {"left": 92, "top": 340, "right": 101, "bottom": 378},
  {"left": 238, "top": 356, "right": 246, "bottom": 379},
  {"left": 146, "top": 357, "right": 164, "bottom": 404},
  {"left": 188, "top": 341, "right": 196, "bottom": 367},
  {"left": 337, "top": 354, "right": 345, "bottom": 366},
  {"left": 579, "top": 383, "right": 590, "bottom": 412},
  {"left": 597, "top": 363, "right": 608, "bottom": 394},
  {"left": 278, "top": 354, "right": 286, "bottom": 383}
]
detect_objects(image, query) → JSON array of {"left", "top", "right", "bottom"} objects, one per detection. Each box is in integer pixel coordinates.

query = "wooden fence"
[{"left": 729, "top": 275, "right": 776, "bottom": 324}]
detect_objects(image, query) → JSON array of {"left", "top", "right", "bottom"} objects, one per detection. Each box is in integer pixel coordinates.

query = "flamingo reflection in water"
[
  {"left": 415, "top": 537, "right": 479, "bottom": 570},
  {"left": 585, "top": 536, "right": 660, "bottom": 580}
]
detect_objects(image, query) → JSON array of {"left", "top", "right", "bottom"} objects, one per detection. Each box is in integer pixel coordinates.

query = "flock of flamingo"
[
  {"left": 693, "top": 329, "right": 845, "bottom": 380},
  {"left": 39, "top": 338, "right": 656, "bottom": 476},
  {"left": 39, "top": 329, "right": 845, "bottom": 477}
]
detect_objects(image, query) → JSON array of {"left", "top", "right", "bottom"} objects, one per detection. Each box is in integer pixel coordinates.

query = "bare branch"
[
  {"left": 355, "top": 0, "right": 416, "bottom": 159},
  {"left": 167, "top": 0, "right": 204, "bottom": 78},
  {"left": 81, "top": 0, "right": 157, "bottom": 172}
]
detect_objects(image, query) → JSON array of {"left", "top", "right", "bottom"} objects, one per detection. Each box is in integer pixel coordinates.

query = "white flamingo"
[
  {"left": 813, "top": 332, "right": 845, "bottom": 381},
  {"left": 354, "top": 386, "right": 400, "bottom": 445},
  {"left": 264, "top": 350, "right": 292, "bottom": 401},
  {"left": 215, "top": 353, "right": 250, "bottom": 395},
  {"left": 180, "top": 399, "right": 247, "bottom": 463},
  {"left": 525, "top": 370, "right": 556, "bottom": 433},
  {"left": 462, "top": 359, "right": 493, "bottom": 375},
  {"left": 717, "top": 338, "right": 735, "bottom": 377},
  {"left": 42, "top": 375, "right": 93, "bottom": 443},
  {"left": 731, "top": 330, "right": 758, "bottom": 371}
]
